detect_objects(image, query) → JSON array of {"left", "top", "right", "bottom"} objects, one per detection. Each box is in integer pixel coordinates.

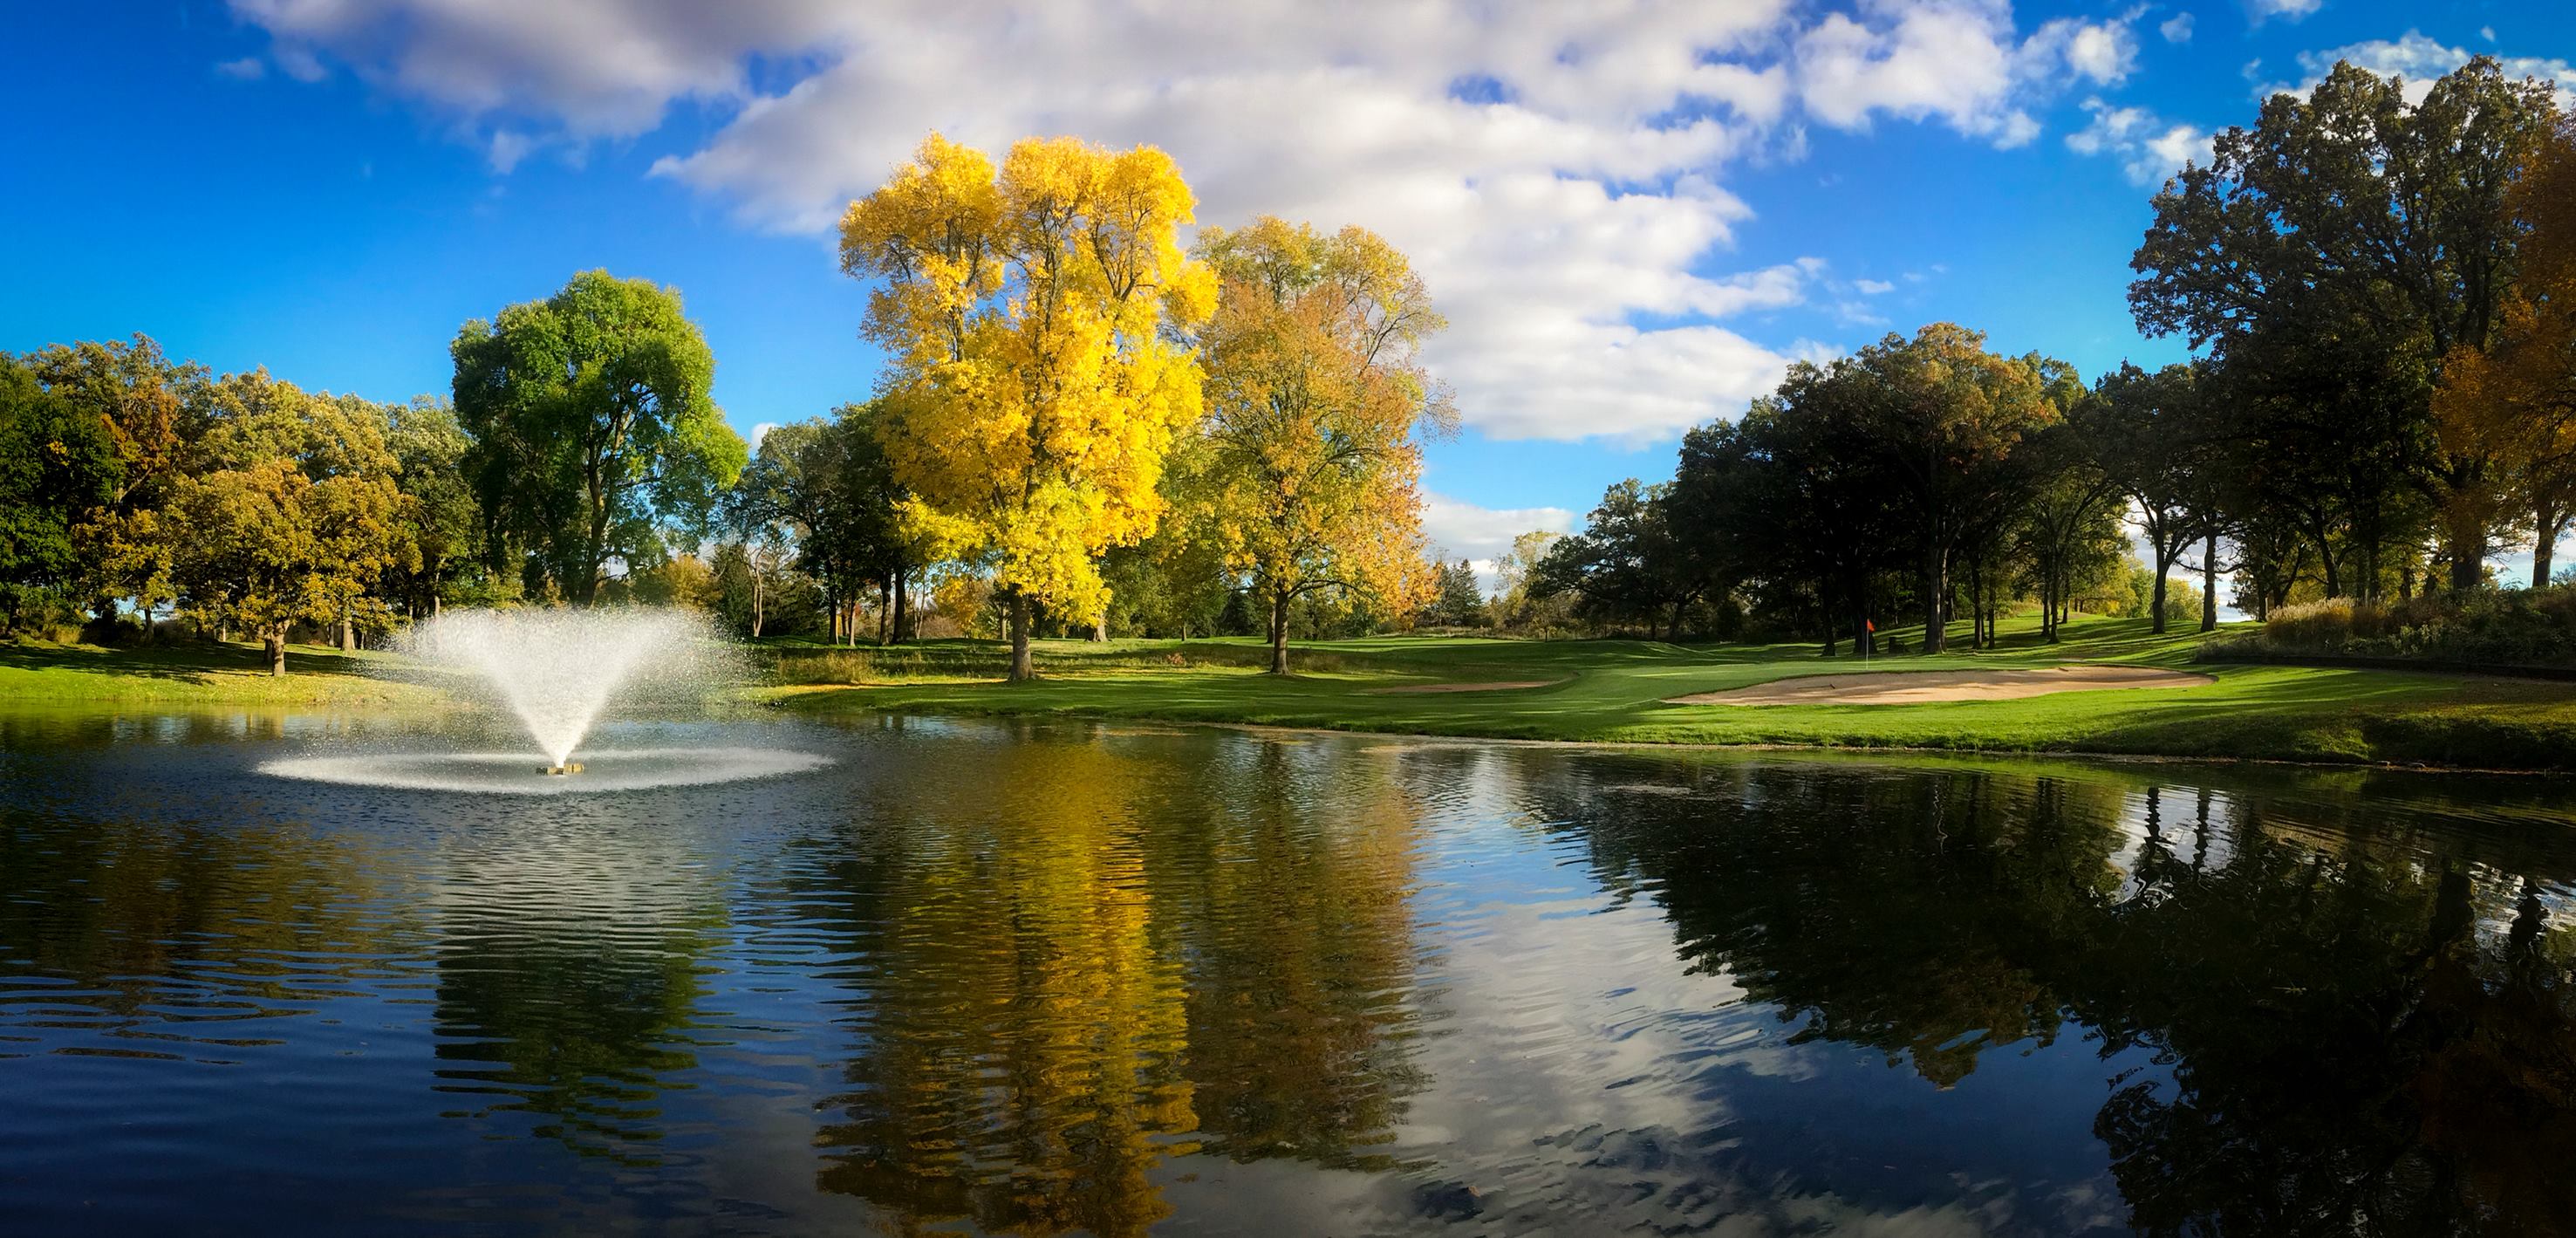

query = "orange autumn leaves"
[{"left": 2434, "top": 118, "right": 2576, "bottom": 569}]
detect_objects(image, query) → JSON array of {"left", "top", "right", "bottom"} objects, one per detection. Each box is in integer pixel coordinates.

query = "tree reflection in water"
[
  {"left": 798, "top": 728, "right": 1431, "bottom": 1236},
  {"left": 10, "top": 713, "right": 2576, "bottom": 1235},
  {"left": 1547, "top": 756, "right": 2576, "bottom": 1235}
]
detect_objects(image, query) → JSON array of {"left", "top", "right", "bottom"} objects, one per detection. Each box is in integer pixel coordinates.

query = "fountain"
[{"left": 257, "top": 607, "right": 828, "bottom": 793}]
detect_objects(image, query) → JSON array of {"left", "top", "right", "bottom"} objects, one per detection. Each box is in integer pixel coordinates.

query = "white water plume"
[{"left": 397, "top": 608, "right": 735, "bottom": 766}]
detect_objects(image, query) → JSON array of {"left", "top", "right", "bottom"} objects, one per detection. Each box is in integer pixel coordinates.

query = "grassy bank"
[
  {"left": 0, "top": 640, "right": 445, "bottom": 708},
  {"left": 763, "top": 614, "right": 2576, "bottom": 769},
  {"left": 15, "top": 616, "right": 2576, "bottom": 769}
]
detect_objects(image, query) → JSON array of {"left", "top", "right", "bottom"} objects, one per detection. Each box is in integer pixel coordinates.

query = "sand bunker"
[
  {"left": 1366, "top": 680, "right": 1565, "bottom": 695},
  {"left": 1665, "top": 664, "right": 2214, "bottom": 707}
]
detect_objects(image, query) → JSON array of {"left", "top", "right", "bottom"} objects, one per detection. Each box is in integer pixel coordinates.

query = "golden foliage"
[
  {"left": 1186, "top": 217, "right": 1451, "bottom": 665},
  {"left": 839, "top": 133, "right": 1214, "bottom": 630}
]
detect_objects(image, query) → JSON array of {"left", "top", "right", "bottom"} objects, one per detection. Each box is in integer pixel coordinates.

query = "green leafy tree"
[
  {"left": 451, "top": 270, "right": 748, "bottom": 604},
  {"left": 1420, "top": 556, "right": 1486, "bottom": 628},
  {"left": 1848, "top": 324, "right": 2058, "bottom": 653},
  {"left": 1531, "top": 481, "right": 1709, "bottom": 639},
  {"left": 2131, "top": 57, "right": 2562, "bottom": 596},
  {"left": 380, "top": 396, "right": 484, "bottom": 617},
  {"left": 19, "top": 335, "right": 210, "bottom": 620},
  {"left": 2081, "top": 363, "right": 2221, "bottom": 634},
  {"left": 0, "top": 355, "right": 121, "bottom": 633}
]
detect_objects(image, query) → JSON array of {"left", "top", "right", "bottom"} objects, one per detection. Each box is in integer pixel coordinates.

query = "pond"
[{"left": 3, "top": 709, "right": 2574, "bottom": 1235}]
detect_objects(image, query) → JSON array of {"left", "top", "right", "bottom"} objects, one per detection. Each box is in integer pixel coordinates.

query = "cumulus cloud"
[
  {"left": 1422, "top": 493, "right": 1577, "bottom": 590},
  {"left": 223, "top": 0, "right": 2146, "bottom": 441},
  {"left": 213, "top": 56, "right": 266, "bottom": 80},
  {"left": 2285, "top": 31, "right": 2576, "bottom": 106},
  {"left": 1791, "top": 1, "right": 2135, "bottom": 149},
  {"left": 2065, "top": 97, "right": 2210, "bottom": 185},
  {"left": 2159, "top": 12, "right": 2194, "bottom": 43}
]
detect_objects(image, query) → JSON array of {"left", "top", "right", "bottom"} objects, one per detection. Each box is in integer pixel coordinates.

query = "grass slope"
[
  {"left": 767, "top": 613, "right": 2576, "bottom": 769},
  {"left": 0, "top": 640, "right": 441, "bottom": 708}
]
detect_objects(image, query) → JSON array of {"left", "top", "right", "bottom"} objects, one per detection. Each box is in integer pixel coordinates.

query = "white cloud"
[
  {"left": 223, "top": 0, "right": 2146, "bottom": 442},
  {"left": 213, "top": 56, "right": 266, "bottom": 80},
  {"left": 1423, "top": 493, "right": 1576, "bottom": 590},
  {"left": 749, "top": 421, "right": 779, "bottom": 448},
  {"left": 2286, "top": 31, "right": 2576, "bottom": 106},
  {"left": 2159, "top": 12, "right": 2194, "bottom": 43},
  {"left": 2245, "top": 0, "right": 2322, "bottom": 24},
  {"left": 2066, "top": 97, "right": 2210, "bottom": 185},
  {"left": 1854, "top": 277, "right": 1896, "bottom": 295}
]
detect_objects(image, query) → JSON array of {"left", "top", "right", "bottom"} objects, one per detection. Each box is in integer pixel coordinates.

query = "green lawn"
[
  {"left": 764, "top": 613, "right": 2576, "bottom": 769},
  {"left": 0, "top": 639, "right": 445, "bottom": 708},
  {"left": 15, "top": 614, "right": 2576, "bottom": 769}
]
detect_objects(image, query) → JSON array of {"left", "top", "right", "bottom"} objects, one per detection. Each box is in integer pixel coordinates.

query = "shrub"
[{"left": 2219, "top": 585, "right": 2576, "bottom": 667}]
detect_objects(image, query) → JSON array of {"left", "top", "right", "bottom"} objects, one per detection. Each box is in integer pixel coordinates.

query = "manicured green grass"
[
  {"left": 766, "top": 612, "right": 2576, "bottom": 769},
  {"left": 16, "top": 615, "right": 2576, "bottom": 769},
  {"left": 0, "top": 639, "right": 445, "bottom": 708}
]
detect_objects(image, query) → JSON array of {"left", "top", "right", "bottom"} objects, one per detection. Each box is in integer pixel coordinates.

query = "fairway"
[
  {"left": 762, "top": 612, "right": 2576, "bottom": 769},
  {"left": 1666, "top": 663, "right": 2216, "bottom": 706}
]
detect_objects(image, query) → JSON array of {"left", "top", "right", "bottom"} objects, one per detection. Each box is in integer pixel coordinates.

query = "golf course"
[{"left": 728, "top": 611, "right": 2576, "bottom": 769}]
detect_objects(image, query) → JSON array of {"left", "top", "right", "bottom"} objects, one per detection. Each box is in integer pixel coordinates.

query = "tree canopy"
[
  {"left": 841, "top": 133, "right": 1214, "bottom": 681},
  {"left": 451, "top": 269, "right": 748, "bottom": 605}
]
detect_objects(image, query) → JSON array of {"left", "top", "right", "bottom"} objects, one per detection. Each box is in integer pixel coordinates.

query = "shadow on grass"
[{"left": 0, "top": 640, "right": 381, "bottom": 684}]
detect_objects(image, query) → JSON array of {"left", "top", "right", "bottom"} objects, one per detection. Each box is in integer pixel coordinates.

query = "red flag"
[{"left": 1865, "top": 619, "right": 1875, "bottom": 633}]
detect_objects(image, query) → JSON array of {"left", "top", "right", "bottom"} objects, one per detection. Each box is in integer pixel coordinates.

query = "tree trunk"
[
  {"left": 264, "top": 627, "right": 287, "bottom": 677},
  {"left": 2200, "top": 533, "right": 2218, "bottom": 633},
  {"left": 1006, "top": 588, "right": 1035, "bottom": 682},
  {"left": 1921, "top": 544, "right": 1948, "bottom": 654},
  {"left": 339, "top": 611, "right": 356, "bottom": 653},
  {"left": 878, "top": 578, "right": 892, "bottom": 646},
  {"left": 1093, "top": 613, "right": 1108, "bottom": 642},
  {"left": 2149, "top": 544, "right": 2171, "bottom": 635},
  {"left": 751, "top": 570, "right": 764, "bottom": 640},
  {"left": 1269, "top": 587, "right": 1291, "bottom": 675},
  {"left": 892, "top": 569, "right": 908, "bottom": 644},
  {"left": 2536, "top": 496, "right": 2565, "bottom": 588},
  {"left": 2449, "top": 530, "right": 2485, "bottom": 593}
]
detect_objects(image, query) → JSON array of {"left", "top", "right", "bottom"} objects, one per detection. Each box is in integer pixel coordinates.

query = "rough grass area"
[
  {"left": 0, "top": 640, "right": 443, "bottom": 708},
  {"left": 769, "top": 613, "right": 2576, "bottom": 770}
]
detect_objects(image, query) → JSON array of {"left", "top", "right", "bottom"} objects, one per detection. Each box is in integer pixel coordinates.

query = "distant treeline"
[{"left": 1520, "top": 58, "right": 2576, "bottom": 654}]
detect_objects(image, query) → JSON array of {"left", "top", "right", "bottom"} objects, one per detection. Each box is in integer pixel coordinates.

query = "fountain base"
[{"left": 542, "top": 763, "right": 585, "bottom": 776}]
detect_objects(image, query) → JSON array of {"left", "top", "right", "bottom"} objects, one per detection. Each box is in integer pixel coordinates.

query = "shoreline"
[{"left": 803, "top": 695, "right": 2574, "bottom": 778}]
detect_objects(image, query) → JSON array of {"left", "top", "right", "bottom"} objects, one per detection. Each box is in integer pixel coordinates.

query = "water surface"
[{"left": 4, "top": 709, "right": 2574, "bottom": 1235}]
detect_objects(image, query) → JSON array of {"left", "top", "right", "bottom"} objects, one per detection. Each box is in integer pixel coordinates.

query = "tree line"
[
  {"left": 1525, "top": 58, "right": 2576, "bottom": 653},
  {"left": 0, "top": 138, "right": 1458, "bottom": 676},
  {"left": 8, "top": 61, "right": 2567, "bottom": 673}
]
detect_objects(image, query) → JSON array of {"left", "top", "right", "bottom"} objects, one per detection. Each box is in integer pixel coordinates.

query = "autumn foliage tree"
[
  {"left": 1190, "top": 217, "right": 1449, "bottom": 674},
  {"left": 840, "top": 133, "right": 1214, "bottom": 681},
  {"left": 166, "top": 372, "right": 410, "bottom": 674},
  {"left": 2436, "top": 115, "right": 2576, "bottom": 585}
]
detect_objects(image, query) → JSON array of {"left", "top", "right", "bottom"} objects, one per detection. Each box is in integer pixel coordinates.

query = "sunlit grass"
[
  {"left": 0, "top": 639, "right": 442, "bottom": 707},
  {"left": 769, "top": 612, "right": 2576, "bottom": 769}
]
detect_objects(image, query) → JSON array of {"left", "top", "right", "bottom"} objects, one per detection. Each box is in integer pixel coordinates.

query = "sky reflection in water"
[{"left": 3, "top": 710, "right": 2574, "bottom": 1236}]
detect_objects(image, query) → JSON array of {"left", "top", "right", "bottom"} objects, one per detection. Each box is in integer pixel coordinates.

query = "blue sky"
[{"left": 4, "top": 1, "right": 2570, "bottom": 573}]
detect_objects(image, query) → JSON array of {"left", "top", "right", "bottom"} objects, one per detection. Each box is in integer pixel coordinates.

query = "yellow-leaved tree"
[
  {"left": 839, "top": 133, "right": 1214, "bottom": 681},
  {"left": 2436, "top": 116, "right": 2576, "bottom": 585},
  {"left": 1189, "top": 217, "right": 1451, "bottom": 674}
]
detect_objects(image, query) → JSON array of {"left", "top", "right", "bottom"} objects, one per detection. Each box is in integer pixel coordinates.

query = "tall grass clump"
[{"left": 2207, "top": 585, "right": 2576, "bottom": 668}]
